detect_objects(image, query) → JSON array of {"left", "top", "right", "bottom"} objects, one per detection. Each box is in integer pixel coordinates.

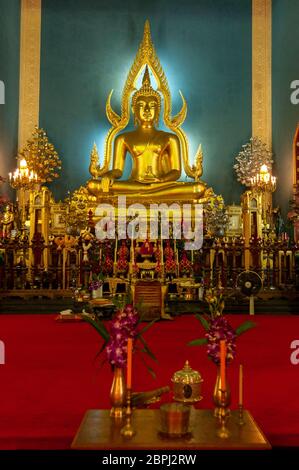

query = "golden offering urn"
[{"left": 172, "top": 360, "right": 203, "bottom": 403}]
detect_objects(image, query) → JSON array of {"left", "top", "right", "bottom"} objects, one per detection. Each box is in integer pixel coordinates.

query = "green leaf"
[
  {"left": 188, "top": 338, "right": 208, "bottom": 346},
  {"left": 195, "top": 314, "right": 210, "bottom": 331},
  {"left": 81, "top": 314, "right": 110, "bottom": 342},
  {"left": 146, "top": 364, "right": 157, "bottom": 379},
  {"left": 138, "top": 318, "right": 157, "bottom": 336},
  {"left": 112, "top": 297, "right": 123, "bottom": 310},
  {"left": 138, "top": 335, "right": 157, "bottom": 362},
  {"left": 95, "top": 354, "right": 107, "bottom": 369},
  {"left": 125, "top": 291, "right": 133, "bottom": 306},
  {"left": 139, "top": 354, "right": 157, "bottom": 379},
  {"left": 136, "top": 297, "right": 145, "bottom": 323},
  {"left": 99, "top": 341, "right": 108, "bottom": 354},
  {"left": 236, "top": 321, "right": 256, "bottom": 336}
]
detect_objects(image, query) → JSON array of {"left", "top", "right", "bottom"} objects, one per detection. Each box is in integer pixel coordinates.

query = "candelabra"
[
  {"left": 9, "top": 158, "right": 38, "bottom": 189},
  {"left": 9, "top": 158, "right": 39, "bottom": 227},
  {"left": 250, "top": 164, "right": 277, "bottom": 193},
  {"left": 250, "top": 164, "right": 277, "bottom": 231}
]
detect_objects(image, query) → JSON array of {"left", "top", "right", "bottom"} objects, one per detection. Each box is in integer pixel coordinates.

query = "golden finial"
[
  {"left": 193, "top": 144, "right": 203, "bottom": 180},
  {"left": 144, "top": 19, "right": 151, "bottom": 36},
  {"left": 142, "top": 65, "right": 151, "bottom": 86},
  {"left": 142, "top": 20, "right": 153, "bottom": 51},
  {"left": 132, "top": 65, "right": 161, "bottom": 110},
  {"left": 89, "top": 142, "right": 103, "bottom": 178},
  {"left": 90, "top": 142, "right": 99, "bottom": 163}
]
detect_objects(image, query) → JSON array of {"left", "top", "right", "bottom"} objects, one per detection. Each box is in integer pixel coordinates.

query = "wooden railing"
[{"left": 0, "top": 236, "right": 298, "bottom": 293}]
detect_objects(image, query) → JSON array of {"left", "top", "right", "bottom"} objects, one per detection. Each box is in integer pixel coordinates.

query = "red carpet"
[{"left": 0, "top": 313, "right": 299, "bottom": 449}]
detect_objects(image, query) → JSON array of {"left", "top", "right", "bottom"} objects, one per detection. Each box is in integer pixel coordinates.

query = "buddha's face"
[{"left": 134, "top": 96, "right": 159, "bottom": 126}]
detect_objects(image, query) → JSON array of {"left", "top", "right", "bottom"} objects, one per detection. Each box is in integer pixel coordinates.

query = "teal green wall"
[
  {"left": 0, "top": 0, "right": 20, "bottom": 200},
  {"left": 273, "top": 0, "right": 299, "bottom": 217},
  {"left": 2, "top": 1, "right": 297, "bottom": 216},
  {"left": 40, "top": 0, "right": 251, "bottom": 204}
]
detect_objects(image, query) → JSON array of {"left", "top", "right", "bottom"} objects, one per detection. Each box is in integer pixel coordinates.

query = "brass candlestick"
[
  {"left": 216, "top": 390, "right": 231, "bottom": 439},
  {"left": 238, "top": 364, "right": 245, "bottom": 426},
  {"left": 121, "top": 389, "right": 135, "bottom": 438},
  {"left": 238, "top": 404, "right": 245, "bottom": 426}
]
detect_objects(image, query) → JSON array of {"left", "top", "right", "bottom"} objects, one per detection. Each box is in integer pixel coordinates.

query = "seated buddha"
[{"left": 87, "top": 67, "right": 209, "bottom": 201}]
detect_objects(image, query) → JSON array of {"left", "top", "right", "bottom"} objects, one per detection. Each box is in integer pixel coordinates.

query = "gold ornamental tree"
[
  {"left": 18, "top": 127, "right": 62, "bottom": 183},
  {"left": 234, "top": 137, "right": 273, "bottom": 188}
]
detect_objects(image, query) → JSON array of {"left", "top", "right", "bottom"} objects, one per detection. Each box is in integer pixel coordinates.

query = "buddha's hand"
[
  {"left": 101, "top": 177, "right": 112, "bottom": 193},
  {"left": 144, "top": 166, "right": 159, "bottom": 181},
  {"left": 144, "top": 175, "right": 161, "bottom": 182}
]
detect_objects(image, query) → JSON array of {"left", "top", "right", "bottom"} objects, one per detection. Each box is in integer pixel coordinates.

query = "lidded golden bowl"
[{"left": 172, "top": 360, "right": 203, "bottom": 403}]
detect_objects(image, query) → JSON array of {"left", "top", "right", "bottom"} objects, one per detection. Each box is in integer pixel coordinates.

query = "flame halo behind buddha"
[{"left": 87, "top": 20, "right": 211, "bottom": 203}]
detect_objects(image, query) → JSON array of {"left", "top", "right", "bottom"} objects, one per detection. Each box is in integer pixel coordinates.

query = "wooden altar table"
[{"left": 71, "top": 409, "right": 271, "bottom": 450}]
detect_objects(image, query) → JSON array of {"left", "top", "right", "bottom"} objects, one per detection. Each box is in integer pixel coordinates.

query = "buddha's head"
[{"left": 132, "top": 66, "right": 161, "bottom": 127}]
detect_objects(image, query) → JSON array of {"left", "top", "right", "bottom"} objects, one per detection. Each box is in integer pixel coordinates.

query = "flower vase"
[
  {"left": 213, "top": 365, "right": 231, "bottom": 419},
  {"left": 110, "top": 367, "right": 126, "bottom": 418},
  {"left": 92, "top": 285, "right": 103, "bottom": 299}
]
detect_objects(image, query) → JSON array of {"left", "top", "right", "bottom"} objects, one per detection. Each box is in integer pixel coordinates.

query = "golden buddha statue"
[
  {"left": 87, "top": 21, "right": 211, "bottom": 203},
  {"left": 1, "top": 204, "right": 15, "bottom": 238}
]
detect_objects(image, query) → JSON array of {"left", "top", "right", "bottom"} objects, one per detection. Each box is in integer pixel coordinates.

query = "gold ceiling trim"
[
  {"left": 252, "top": 0, "right": 272, "bottom": 149},
  {"left": 18, "top": 0, "right": 41, "bottom": 151}
]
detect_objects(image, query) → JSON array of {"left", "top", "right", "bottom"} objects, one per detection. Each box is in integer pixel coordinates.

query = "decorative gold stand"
[
  {"left": 216, "top": 390, "right": 231, "bottom": 439},
  {"left": 120, "top": 389, "right": 135, "bottom": 438},
  {"left": 238, "top": 404, "right": 245, "bottom": 426},
  {"left": 213, "top": 366, "right": 231, "bottom": 419},
  {"left": 110, "top": 367, "right": 126, "bottom": 419}
]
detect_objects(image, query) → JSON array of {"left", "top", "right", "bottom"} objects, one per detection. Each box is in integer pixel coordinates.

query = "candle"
[
  {"left": 126, "top": 338, "right": 133, "bottom": 389},
  {"left": 239, "top": 364, "right": 243, "bottom": 406},
  {"left": 220, "top": 340, "right": 226, "bottom": 392},
  {"left": 114, "top": 236, "right": 118, "bottom": 264}
]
